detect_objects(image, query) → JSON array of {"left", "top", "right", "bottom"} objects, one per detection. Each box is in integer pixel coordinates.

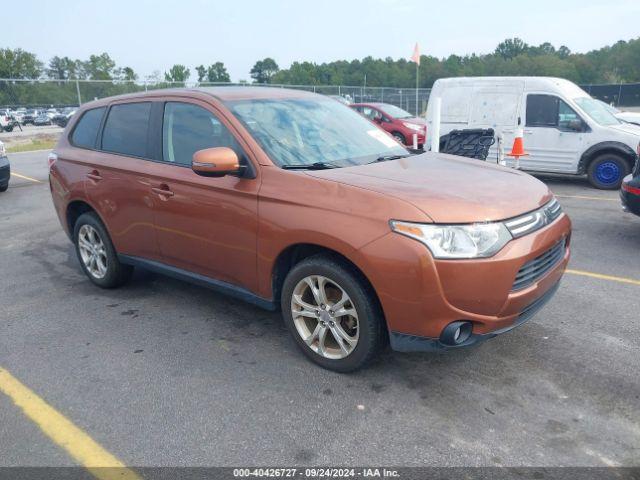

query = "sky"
[{"left": 6, "top": 0, "right": 640, "bottom": 82}]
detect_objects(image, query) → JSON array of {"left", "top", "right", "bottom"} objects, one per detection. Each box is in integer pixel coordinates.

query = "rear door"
[
  {"left": 522, "top": 94, "right": 586, "bottom": 173},
  {"left": 84, "top": 101, "right": 161, "bottom": 260},
  {"left": 150, "top": 99, "right": 260, "bottom": 292}
]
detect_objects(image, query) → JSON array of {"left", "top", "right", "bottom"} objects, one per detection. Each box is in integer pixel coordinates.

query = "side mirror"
[
  {"left": 192, "top": 147, "right": 240, "bottom": 177},
  {"left": 566, "top": 119, "right": 584, "bottom": 132}
]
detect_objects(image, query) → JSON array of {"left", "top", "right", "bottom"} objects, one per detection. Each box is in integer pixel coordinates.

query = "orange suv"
[{"left": 49, "top": 87, "right": 571, "bottom": 372}]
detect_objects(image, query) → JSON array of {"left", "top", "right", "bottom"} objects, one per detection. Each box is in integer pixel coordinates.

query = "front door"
[
  {"left": 521, "top": 94, "right": 586, "bottom": 173},
  {"left": 151, "top": 100, "right": 260, "bottom": 292}
]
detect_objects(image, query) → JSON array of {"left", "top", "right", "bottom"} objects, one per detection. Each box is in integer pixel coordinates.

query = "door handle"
[
  {"left": 151, "top": 185, "right": 174, "bottom": 197},
  {"left": 86, "top": 170, "right": 102, "bottom": 182}
]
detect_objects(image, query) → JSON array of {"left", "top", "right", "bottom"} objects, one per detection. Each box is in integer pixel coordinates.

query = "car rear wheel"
[
  {"left": 391, "top": 132, "right": 406, "bottom": 145},
  {"left": 281, "top": 254, "right": 385, "bottom": 372},
  {"left": 587, "top": 153, "right": 630, "bottom": 190},
  {"left": 0, "top": 183, "right": 7, "bottom": 192},
  {"left": 73, "top": 212, "right": 133, "bottom": 288}
]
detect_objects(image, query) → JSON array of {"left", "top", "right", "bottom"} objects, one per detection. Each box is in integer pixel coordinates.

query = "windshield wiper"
[
  {"left": 370, "top": 154, "right": 412, "bottom": 164},
  {"left": 282, "top": 162, "right": 339, "bottom": 170}
]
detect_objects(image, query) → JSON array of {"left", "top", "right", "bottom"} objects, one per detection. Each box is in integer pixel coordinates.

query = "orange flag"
[{"left": 411, "top": 43, "right": 420, "bottom": 65}]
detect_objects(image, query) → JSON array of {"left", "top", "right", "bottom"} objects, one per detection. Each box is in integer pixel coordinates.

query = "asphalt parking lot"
[{"left": 0, "top": 151, "right": 639, "bottom": 469}]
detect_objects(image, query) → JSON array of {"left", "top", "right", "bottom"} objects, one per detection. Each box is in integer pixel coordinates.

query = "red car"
[{"left": 350, "top": 102, "right": 426, "bottom": 147}]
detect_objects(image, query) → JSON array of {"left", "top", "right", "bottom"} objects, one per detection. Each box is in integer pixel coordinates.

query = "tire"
[
  {"left": 391, "top": 132, "right": 406, "bottom": 145},
  {"left": 587, "top": 153, "right": 630, "bottom": 190},
  {"left": 0, "top": 183, "right": 7, "bottom": 192},
  {"left": 3, "top": 125, "right": 13, "bottom": 133},
  {"left": 281, "top": 254, "right": 386, "bottom": 372},
  {"left": 73, "top": 212, "right": 133, "bottom": 288}
]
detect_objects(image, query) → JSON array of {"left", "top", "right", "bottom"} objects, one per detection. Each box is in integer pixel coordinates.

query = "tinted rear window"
[
  {"left": 71, "top": 107, "right": 105, "bottom": 149},
  {"left": 101, "top": 103, "right": 151, "bottom": 157}
]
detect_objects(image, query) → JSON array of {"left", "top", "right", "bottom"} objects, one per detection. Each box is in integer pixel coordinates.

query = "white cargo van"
[{"left": 425, "top": 77, "right": 640, "bottom": 189}]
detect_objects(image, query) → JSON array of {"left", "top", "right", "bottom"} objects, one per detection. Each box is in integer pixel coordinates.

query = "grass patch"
[{"left": 6, "top": 138, "right": 58, "bottom": 153}]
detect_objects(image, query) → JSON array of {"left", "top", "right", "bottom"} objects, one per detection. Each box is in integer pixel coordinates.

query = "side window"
[
  {"left": 361, "top": 107, "right": 381, "bottom": 121},
  {"left": 526, "top": 94, "right": 559, "bottom": 127},
  {"left": 558, "top": 100, "right": 582, "bottom": 131},
  {"left": 70, "top": 107, "right": 105, "bottom": 149},
  {"left": 162, "top": 102, "right": 244, "bottom": 166},
  {"left": 101, "top": 102, "right": 151, "bottom": 157}
]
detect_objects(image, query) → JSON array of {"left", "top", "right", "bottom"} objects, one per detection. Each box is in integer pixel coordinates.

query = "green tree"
[
  {"left": 196, "top": 62, "right": 231, "bottom": 83},
  {"left": 0, "top": 48, "right": 42, "bottom": 78},
  {"left": 164, "top": 64, "right": 190, "bottom": 83},
  {"left": 250, "top": 58, "right": 279, "bottom": 83},
  {"left": 495, "top": 38, "right": 529, "bottom": 60},
  {"left": 82, "top": 53, "right": 117, "bottom": 80}
]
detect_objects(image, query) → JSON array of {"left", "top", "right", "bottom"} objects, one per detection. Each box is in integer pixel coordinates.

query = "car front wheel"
[
  {"left": 281, "top": 254, "right": 385, "bottom": 372},
  {"left": 587, "top": 153, "right": 630, "bottom": 190}
]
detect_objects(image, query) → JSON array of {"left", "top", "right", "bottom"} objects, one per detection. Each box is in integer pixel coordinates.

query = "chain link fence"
[
  {"left": 0, "top": 79, "right": 432, "bottom": 114},
  {"left": 1, "top": 78, "right": 639, "bottom": 112}
]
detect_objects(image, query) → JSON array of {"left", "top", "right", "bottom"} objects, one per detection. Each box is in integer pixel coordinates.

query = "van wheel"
[
  {"left": 392, "top": 132, "right": 406, "bottom": 145},
  {"left": 587, "top": 154, "right": 629, "bottom": 190},
  {"left": 73, "top": 212, "right": 133, "bottom": 288},
  {"left": 281, "top": 254, "right": 385, "bottom": 372}
]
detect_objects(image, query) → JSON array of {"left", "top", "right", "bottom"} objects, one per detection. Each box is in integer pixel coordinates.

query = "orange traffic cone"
[{"left": 507, "top": 127, "right": 529, "bottom": 158}]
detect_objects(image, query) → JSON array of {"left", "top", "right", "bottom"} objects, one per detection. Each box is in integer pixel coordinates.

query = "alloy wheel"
[
  {"left": 77, "top": 224, "right": 108, "bottom": 279},
  {"left": 290, "top": 275, "right": 359, "bottom": 360}
]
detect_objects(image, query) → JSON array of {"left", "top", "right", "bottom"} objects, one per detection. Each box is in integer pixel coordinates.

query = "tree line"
[{"left": 1, "top": 37, "right": 639, "bottom": 106}]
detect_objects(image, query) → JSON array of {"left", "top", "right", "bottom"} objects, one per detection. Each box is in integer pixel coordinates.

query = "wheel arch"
[
  {"left": 578, "top": 141, "right": 637, "bottom": 174},
  {"left": 271, "top": 243, "right": 387, "bottom": 327},
  {"left": 66, "top": 199, "right": 106, "bottom": 239}
]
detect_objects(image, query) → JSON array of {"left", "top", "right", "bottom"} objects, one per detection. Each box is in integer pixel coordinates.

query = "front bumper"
[
  {"left": 621, "top": 174, "right": 640, "bottom": 217},
  {"left": 390, "top": 281, "right": 560, "bottom": 352},
  {"left": 353, "top": 212, "right": 571, "bottom": 351}
]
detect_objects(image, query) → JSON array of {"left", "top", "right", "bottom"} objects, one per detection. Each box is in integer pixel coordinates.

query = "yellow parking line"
[
  {"left": 0, "top": 367, "right": 141, "bottom": 480},
  {"left": 566, "top": 269, "right": 640, "bottom": 286},
  {"left": 554, "top": 194, "right": 617, "bottom": 202},
  {"left": 11, "top": 172, "right": 43, "bottom": 183}
]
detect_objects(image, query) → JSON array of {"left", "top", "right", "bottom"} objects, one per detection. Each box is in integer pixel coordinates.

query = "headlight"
[
  {"left": 390, "top": 220, "right": 512, "bottom": 259},
  {"left": 403, "top": 122, "right": 423, "bottom": 132}
]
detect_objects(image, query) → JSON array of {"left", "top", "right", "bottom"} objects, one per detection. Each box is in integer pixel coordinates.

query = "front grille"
[
  {"left": 504, "top": 198, "right": 562, "bottom": 239},
  {"left": 633, "top": 157, "right": 640, "bottom": 177},
  {"left": 512, "top": 239, "right": 565, "bottom": 291}
]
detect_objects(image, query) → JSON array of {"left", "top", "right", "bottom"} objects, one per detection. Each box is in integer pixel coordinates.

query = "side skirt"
[{"left": 118, "top": 254, "right": 277, "bottom": 311}]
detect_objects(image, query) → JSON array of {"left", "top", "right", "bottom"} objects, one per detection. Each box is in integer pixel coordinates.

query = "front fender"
[{"left": 578, "top": 141, "right": 637, "bottom": 174}]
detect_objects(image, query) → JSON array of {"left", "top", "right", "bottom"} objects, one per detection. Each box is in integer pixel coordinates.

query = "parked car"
[
  {"left": 45, "top": 108, "right": 59, "bottom": 119},
  {"left": 621, "top": 157, "right": 640, "bottom": 217},
  {"left": 52, "top": 108, "right": 77, "bottom": 127},
  {"left": 0, "top": 111, "right": 13, "bottom": 132},
  {"left": 350, "top": 102, "right": 426, "bottom": 147},
  {"left": 0, "top": 141, "right": 9, "bottom": 192},
  {"left": 12, "top": 110, "right": 25, "bottom": 124},
  {"left": 34, "top": 113, "right": 52, "bottom": 126},
  {"left": 426, "top": 77, "right": 640, "bottom": 189},
  {"left": 49, "top": 87, "right": 571, "bottom": 372},
  {"left": 597, "top": 100, "right": 640, "bottom": 127},
  {"left": 22, "top": 109, "right": 40, "bottom": 125}
]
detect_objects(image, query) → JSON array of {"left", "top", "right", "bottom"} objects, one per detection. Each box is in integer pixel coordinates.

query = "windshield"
[
  {"left": 378, "top": 103, "right": 413, "bottom": 119},
  {"left": 574, "top": 97, "right": 620, "bottom": 126},
  {"left": 227, "top": 97, "right": 407, "bottom": 168}
]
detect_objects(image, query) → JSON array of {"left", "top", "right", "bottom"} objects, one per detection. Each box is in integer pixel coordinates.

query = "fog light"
[{"left": 440, "top": 321, "right": 473, "bottom": 346}]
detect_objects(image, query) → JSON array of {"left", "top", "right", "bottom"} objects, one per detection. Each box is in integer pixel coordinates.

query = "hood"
[
  {"left": 305, "top": 153, "right": 552, "bottom": 223},
  {"left": 610, "top": 122, "right": 640, "bottom": 137},
  {"left": 401, "top": 117, "right": 426, "bottom": 125}
]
